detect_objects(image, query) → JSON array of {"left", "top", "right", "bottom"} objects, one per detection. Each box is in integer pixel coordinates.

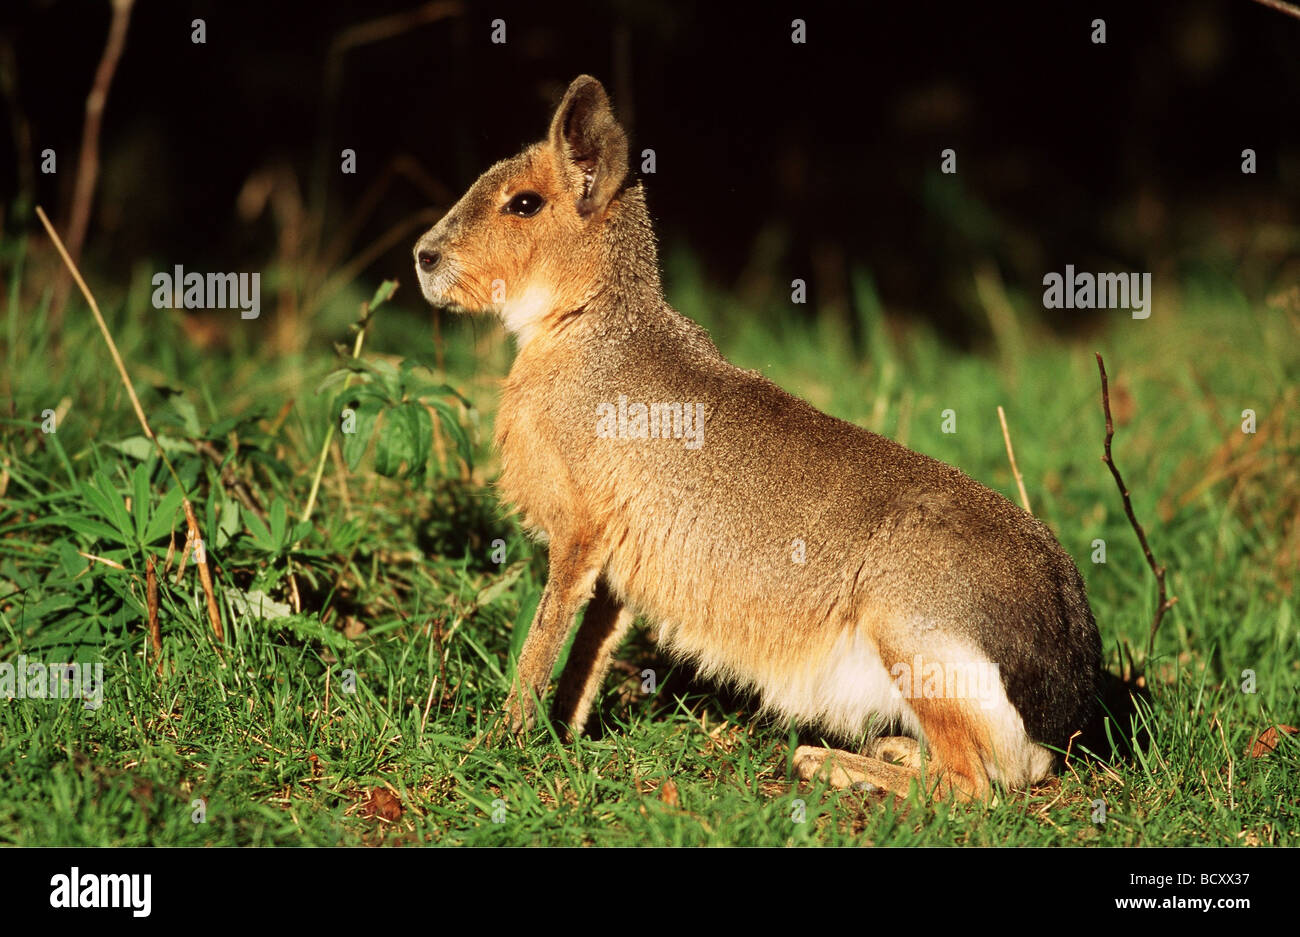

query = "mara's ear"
[{"left": 548, "top": 75, "right": 628, "bottom": 220}]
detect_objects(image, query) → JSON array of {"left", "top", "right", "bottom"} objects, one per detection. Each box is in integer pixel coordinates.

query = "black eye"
[{"left": 504, "top": 192, "right": 545, "bottom": 217}]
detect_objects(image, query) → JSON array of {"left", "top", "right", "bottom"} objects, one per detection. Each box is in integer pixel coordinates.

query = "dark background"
[{"left": 3, "top": 0, "right": 1298, "bottom": 343}]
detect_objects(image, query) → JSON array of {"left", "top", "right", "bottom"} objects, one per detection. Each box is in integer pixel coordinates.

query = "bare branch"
[
  {"left": 1095, "top": 353, "right": 1177, "bottom": 660},
  {"left": 1250, "top": 0, "right": 1300, "bottom": 22},
  {"left": 51, "top": 0, "right": 136, "bottom": 329}
]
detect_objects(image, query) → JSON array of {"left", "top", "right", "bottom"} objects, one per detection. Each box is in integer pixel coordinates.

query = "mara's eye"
[{"left": 503, "top": 191, "right": 545, "bottom": 217}]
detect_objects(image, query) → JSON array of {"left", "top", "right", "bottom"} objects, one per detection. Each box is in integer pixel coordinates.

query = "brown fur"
[{"left": 414, "top": 76, "right": 1102, "bottom": 801}]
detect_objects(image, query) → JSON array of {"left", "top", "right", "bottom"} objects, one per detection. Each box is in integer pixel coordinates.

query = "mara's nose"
[{"left": 416, "top": 248, "right": 440, "bottom": 271}]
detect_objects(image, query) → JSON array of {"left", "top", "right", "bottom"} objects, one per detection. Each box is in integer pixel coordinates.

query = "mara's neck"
[{"left": 585, "top": 182, "right": 665, "bottom": 334}]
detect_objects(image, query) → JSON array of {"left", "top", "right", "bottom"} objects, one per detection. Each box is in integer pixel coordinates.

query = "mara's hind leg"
[
  {"left": 794, "top": 707, "right": 993, "bottom": 801},
  {"left": 902, "top": 697, "right": 995, "bottom": 801},
  {"left": 865, "top": 630, "right": 1013, "bottom": 800},
  {"left": 883, "top": 698, "right": 1054, "bottom": 800},
  {"left": 793, "top": 745, "right": 922, "bottom": 796},
  {"left": 794, "top": 719, "right": 995, "bottom": 800}
]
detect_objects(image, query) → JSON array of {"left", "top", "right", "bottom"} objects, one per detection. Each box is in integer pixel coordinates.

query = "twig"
[
  {"left": 420, "top": 669, "right": 439, "bottom": 735},
  {"left": 328, "top": 1, "right": 463, "bottom": 57},
  {"left": 51, "top": 0, "right": 135, "bottom": 329},
  {"left": 1250, "top": 0, "right": 1300, "bottom": 22},
  {"left": 174, "top": 533, "right": 191, "bottom": 584},
  {"left": 36, "top": 204, "right": 224, "bottom": 644},
  {"left": 78, "top": 551, "right": 125, "bottom": 570},
  {"left": 38, "top": 207, "right": 151, "bottom": 435},
  {"left": 997, "top": 405, "right": 1032, "bottom": 514},
  {"left": 1095, "top": 353, "right": 1177, "bottom": 660},
  {"left": 183, "top": 499, "right": 224, "bottom": 643}
]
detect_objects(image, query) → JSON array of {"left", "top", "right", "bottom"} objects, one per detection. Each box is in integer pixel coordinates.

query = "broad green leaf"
[
  {"left": 60, "top": 515, "right": 125, "bottom": 543},
  {"left": 205, "top": 487, "right": 220, "bottom": 551},
  {"left": 508, "top": 586, "right": 542, "bottom": 666},
  {"left": 206, "top": 408, "right": 266, "bottom": 440},
  {"left": 107, "top": 435, "right": 196, "bottom": 460},
  {"left": 474, "top": 561, "right": 527, "bottom": 610},
  {"left": 279, "top": 614, "right": 351, "bottom": 653},
  {"left": 56, "top": 540, "right": 85, "bottom": 578},
  {"left": 216, "top": 496, "right": 240, "bottom": 550},
  {"left": 369, "top": 279, "right": 399, "bottom": 309},
  {"left": 343, "top": 358, "right": 401, "bottom": 401},
  {"left": 131, "top": 462, "right": 151, "bottom": 541},
  {"left": 344, "top": 384, "right": 393, "bottom": 408},
  {"left": 106, "top": 436, "right": 155, "bottom": 462},
  {"left": 315, "top": 368, "right": 353, "bottom": 396},
  {"left": 143, "top": 486, "right": 185, "bottom": 544},
  {"left": 412, "top": 380, "right": 473, "bottom": 408},
  {"left": 429, "top": 399, "right": 473, "bottom": 470},
  {"left": 244, "top": 511, "right": 277, "bottom": 553},
  {"left": 269, "top": 498, "right": 287, "bottom": 546},
  {"left": 82, "top": 471, "right": 133, "bottom": 545},
  {"left": 170, "top": 397, "right": 202, "bottom": 436},
  {"left": 227, "top": 587, "right": 293, "bottom": 620},
  {"left": 339, "top": 396, "right": 383, "bottom": 471},
  {"left": 400, "top": 402, "right": 433, "bottom": 480},
  {"left": 374, "top": 408, "right": 413, "bottom": 478}
]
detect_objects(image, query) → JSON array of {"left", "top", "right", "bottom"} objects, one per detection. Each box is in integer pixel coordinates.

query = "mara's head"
[{"left": 413, "top": 75, "right": 635, "bottom": 342}]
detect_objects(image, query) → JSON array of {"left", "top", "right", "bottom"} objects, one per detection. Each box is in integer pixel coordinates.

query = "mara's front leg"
[
  {"left": 502, "top": 534, "right": 604, "bottom": 736},
  {"left": 552, "top": 578, "right": 635, "bottom": 738}
]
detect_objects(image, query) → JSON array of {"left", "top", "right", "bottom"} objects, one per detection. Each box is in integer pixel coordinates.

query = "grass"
[{"left": 1, "top": 234, "right": 1296, "bottom": 846}]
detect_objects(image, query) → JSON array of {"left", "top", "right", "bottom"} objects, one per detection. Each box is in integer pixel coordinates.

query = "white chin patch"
[
  {"left": 416, "top": 269, "right": 452, "bottom": 307},
  {"left": 500, "top": 284, "right": 555, "bottom": 347}
]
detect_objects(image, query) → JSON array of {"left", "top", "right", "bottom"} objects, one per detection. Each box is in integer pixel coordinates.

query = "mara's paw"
[
  {"left": 486, "top": 690, "right": 537, "bottom": 745},
  {"left": 866, "top": 735, "right": 924, "bottom": 769},
  {"left": 792, "top": 744, "right": 920, "bottom": 797}
]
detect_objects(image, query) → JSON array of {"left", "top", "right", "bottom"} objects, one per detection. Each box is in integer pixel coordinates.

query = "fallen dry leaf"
[
  {"left": 357, "top": 788, "right": 403, "bottom": 821},
  {"left": 1248, "top": 724, "right": 1298, "bottom": 757},
  {"left": 659, "top": 779, "right": 679, "bottom": 808}
]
